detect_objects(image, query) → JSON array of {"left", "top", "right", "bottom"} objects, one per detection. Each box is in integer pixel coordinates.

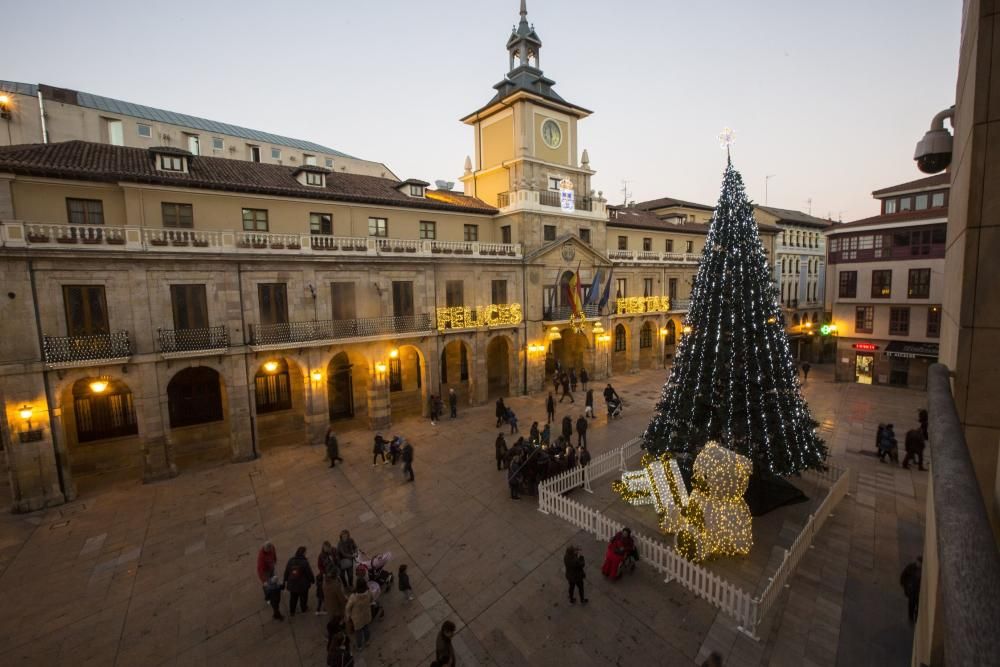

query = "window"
[
  {"left": 368, "top": 217, "right": 388, "bottom": 237},
  {"left": 614, "top": 324, "right": 627, "bottom": 352},
  {"left": 668, "top": 278, "right": 678, "bottom": 300},
  {"left": 212, "top": 137, "right": 224, "bottom": 151},
  {"left": 137, "top": 123, "right": 152, "bottom": 138},
  {"left": 445, "top": 280, "right": 464, "bottom": 307},
  {"left": 855, "top": 306, "right": 874, "bottom": 334},
  {"left": 871, "top": 270, "right": 892, "bottom": 298},
  {"left": 501, "top": 225, "right": 512, "bottom": 244},
  {"left": 170, "top": 284, "right": 208, "bottom": 330},
  {"left": 548, "top": 176, "right": 561, "bottom": 191},
  {"left": 305, "top": 172, "right": 324, "bottom": 186},
  {"left": 492, "top": 279, "right": 508, "bottom": 305},
  {"left": 63, "top": 285, "right": 109, "bottom": 336},
  {"left": 640, "top": 324, "right": 653, "bottom": 349},
  {"left": 186, "top": 134, "right": 200, "bottom": 156},
  {"left": 389, "top": 358, "right": 404, "bottom": 392},
  {"left": 665, "top": 239, "right": 674, "bottom": 252},
  {"left": 615, "top": 278, "right": 627, "bottom": 299},
  {"left": 160, "top": 155, "right": 185, "bottom": 171},
  {"left": 255, "top": 359, "right": 292, "bottom": 413},
  {"left": 325, "top": 157, "right": 334, "bottom": 168},
  {"left": 618, "top": 236, "right": 628, "bottom": 250},
  {"left": 463, "top": 224, "right": 479, "bottom": 242},
  {"left": 408, "top": 184, "right": 425, "bottom": 197},
  {"left": 271, "top": 147, "right": 282, "bottom": 160},
  {"left": 931, "top": 192, "right": 945, "bottom": 208},
  {"left": 257, "top": 283, "right": 288, "bottom": 325},
  {"left": 392, "top": 281, "right": 414, "bottom": 316},
  {"left": 330, "top": 283, "right": 356, "bottom": 320},
  {"left": 579, "top": 228, "right": 590, "bottom": 244},
  {"left": 249, "top": 145, "right": 261, "bottom": 162},
  {"left": 889, "top": 307, "right": 910, "bottom": 336},
  {"left": 162, "top": 203, "right": 194, "bottom": 228},
  {"left": 73, "top": 378, "right": 137, "bottom": 442},
  {"left": 419, "top": 221, "right": 436, "bottom": 240},
  {"left": 168, "top": 367, "right": 223, "bottom": 428},
  {"left": 838, "top": 271, "right": 857, "bottom": 298},
  {"left": 242, "top": 208, "right": 269, "bottom": 232},
  {"left": 686, "top": 240, "right": 694, "bottom": 253},
  {"left": 66, "top": 198, "right": 105, "bottom": 225},
  {"left": 642, "top": 238, "right": 652, "bottom": 252},
  {"left": 927, "top": 306, "right": 941, "bottom": 337},
  {"left": 310, "top": 212, "right": 332, "bottom": 235},
  {"left": 105, "top": 118, "right": 123, "bottom": 146},
  {"left": 643, "top": 278, "right": 654, "bottom": 297},
  {"left": 544, "top": 225, "right": 557, "bottom": 241},
  {"left": 908, "top": 268, "right": 931, "bottom": 298},
  {"left": 899, "top": 197, "right": 912, "bottom": 211},
  {"left": 915, "top": 194, "right": 929, "bottom": 210},
  {"left": 884, "top": 199, "right": 897, "bottom": 214},
  {"left": 304, "top": 154, "right": 317, "bottom": 166}
]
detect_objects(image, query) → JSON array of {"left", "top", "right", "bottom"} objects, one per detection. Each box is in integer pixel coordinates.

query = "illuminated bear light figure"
[{"left": 676, "top": 441, "right": 753, "bottom": 563}]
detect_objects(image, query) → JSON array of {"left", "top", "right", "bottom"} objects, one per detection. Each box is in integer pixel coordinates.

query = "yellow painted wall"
[
  {"left": 481, "top": 115, "right": 514, "bottom": 169},
  {"left": 12, "top": 181, "right": 128, "bottom": 226},
  {"left": 472, "top": 170, "right": 510, "bottom": 211}
]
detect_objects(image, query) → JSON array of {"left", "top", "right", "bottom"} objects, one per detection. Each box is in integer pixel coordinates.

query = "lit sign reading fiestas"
[{"left": 616, "top": 296, "right": 671, "bottom": 315}]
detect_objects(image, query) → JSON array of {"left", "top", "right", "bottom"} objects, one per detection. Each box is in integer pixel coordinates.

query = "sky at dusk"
[{"left": 5, "top": 0, "right": 960, "bottom": 221}]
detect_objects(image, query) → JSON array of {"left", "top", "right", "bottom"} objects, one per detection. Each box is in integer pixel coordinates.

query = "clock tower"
[{"left": 459, "top": 0, "right": 602, "bottom": 219}]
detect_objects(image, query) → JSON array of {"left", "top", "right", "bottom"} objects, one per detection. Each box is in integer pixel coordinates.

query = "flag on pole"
[
  {"left": 586, "top": 268, "right": 603, "bottom": 305},
  {"left": 598, "top": 267, "right": 614, "bottom": 312},
  {"left": 566, "top": 262, "right": 584, "bottom": 317}
]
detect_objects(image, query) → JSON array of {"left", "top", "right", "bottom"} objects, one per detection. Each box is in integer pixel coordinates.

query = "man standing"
[
  {"left": 801, "top": 361, "right": 811, "bottom": 382},
  {"left": 562, "top": 415, "right": 574, "bottom": 444},
  {"left": 496, "top": 397, "right": 506, "bottom": 428},
  {"left": 564, "top": 545, "right": 588, "bottom": 604},
  {"left": 448, "top": 388, "right": 458, "bottom": 419},
  {"left": 902, "top": 428, "right": 926, "bottom": 471},
  {"left": 507, "top": 457, "right": 521, "bottom": 500},
  {"left": 546, "top": 393, "right": 556, "bottom": 424},
  {"left": 580, "top": 367, "right": 589, "bottom": 392},
  {"left": 401, "top": 439, "right": 415, "bottom": 482},
  {"left": 495, "top": 432, "right": 507, "bottom": 471},
  {"left": 325, "top": 426, "right": 342, "bottom": 468},
  {"left": 576, "top": 414, "right": 588, "bottom": 448},
  {"left": 900, "top": 556, "right": 922, "bottom": 624}
]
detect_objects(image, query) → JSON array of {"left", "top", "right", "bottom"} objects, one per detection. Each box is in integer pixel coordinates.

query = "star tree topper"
[{"left": 717, "top": 127, "right": 736, "bottom": 158}]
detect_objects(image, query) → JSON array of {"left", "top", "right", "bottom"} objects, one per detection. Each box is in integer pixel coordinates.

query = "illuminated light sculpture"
[
  {"left": 436, "top": 303, "right": 523, "bottom": 332},
  {"left": 676, "top": 442, "right": 753, "bottom": 563},
  {"left": 612, "top": 453, "right": 690, "bottom": 534},
  {"left": 615, "top": 296, "right": 670, "bottom": 315}
]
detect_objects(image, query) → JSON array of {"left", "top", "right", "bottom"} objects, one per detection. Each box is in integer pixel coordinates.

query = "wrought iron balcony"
[
  {"left": 538, "top": 190, "right": 594, "bottom": 211},
  {"left": 249, "top": 314, "right": 434, "bottom": 349},
  {"left": 158, "top": 326, "right": 230, "bottom": 358},
  {"left": 42, "top": 331, "right": 132, "bottom": 369},
  {"left": 542, "top": 305, "right": 601, "bottom": 322}
]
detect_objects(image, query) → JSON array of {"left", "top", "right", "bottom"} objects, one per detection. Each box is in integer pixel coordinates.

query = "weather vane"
[{"left": 718, "top": 127, "right": 736, "bottom": 158}]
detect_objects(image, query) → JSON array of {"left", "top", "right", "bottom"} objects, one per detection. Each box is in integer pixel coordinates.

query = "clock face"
[{"left": 541, "top": 119, "right": 562, "bottom": 149}]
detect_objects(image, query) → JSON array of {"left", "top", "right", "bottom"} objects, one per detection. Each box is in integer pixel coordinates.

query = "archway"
[
  {"left": 63, "top": 376, "right": 141, "bottom": 494},
  {"left": 389, "top": 344, "right": 426, "bottom": 419},
  {"left": 440, "top": 339, "right": 472, "bottom": 407},
  {"left": 612, "top": 323, "right": 630, "bottom": 375},
  {"left": 486, "top": 336, "right": 512, "bottom": 398},
  {"left": 551, "top": 327, "right": 589, "bottom": 377},
  {"left": 639, "top": 321, "right": 656, "bottom": 369},
  {"left": 167, "top": 366, "right": 230, "bottom": 469},
  {"left": 254, "top": 357, "right": 307, "bottom": 450}
]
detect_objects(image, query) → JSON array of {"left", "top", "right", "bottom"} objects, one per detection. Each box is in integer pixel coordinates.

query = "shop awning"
[{"left": 884, "top": 341, "right": 939, "bottom": 359}]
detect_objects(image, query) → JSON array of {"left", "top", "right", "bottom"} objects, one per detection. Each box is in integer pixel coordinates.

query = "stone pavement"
[{"left": 0, "top": 364, "right": 927, "bottom": 666}]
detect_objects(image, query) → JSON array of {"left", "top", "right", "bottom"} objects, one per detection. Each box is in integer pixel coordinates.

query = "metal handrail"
[
  {"left": 158, "top": 325, "right": 229, "bottom": 353},
  {"left": 249, "top": 314, "right": 434, "bottom": 345},
  {"left": 42, "top": 331, "right": 132, "bottom": 365}
]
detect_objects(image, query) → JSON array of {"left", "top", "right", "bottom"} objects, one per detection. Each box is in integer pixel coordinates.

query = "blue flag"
[
  {"left": 598, "top": 267, "right": 614, "bottom": 311},
  {"left": 586, "top": 268, "right": 603, "bottom": 305}
]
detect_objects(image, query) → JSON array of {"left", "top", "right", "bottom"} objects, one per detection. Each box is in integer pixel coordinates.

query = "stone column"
[
  {"left": 2, "top": 379, "right": 67, "bottom": 511},
  {"left": 368, "top": 363, "right": 391, "bottom": 431},
  {"left": 228, "top": 355, "right": 256, "bottom": 461},
  {"left": 628, "top": 320, "right": 641, "bottom": 373},
  {"left": 134, "top": 364, "right": 176, "bottom": 483},
  {"left": 303, "top": 351, "right": 329, "bottom": 446}
]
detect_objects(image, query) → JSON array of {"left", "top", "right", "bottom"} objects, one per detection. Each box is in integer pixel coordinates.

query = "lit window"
[{"left": 137, "top": 123, "right": 152, "bottom": 138}]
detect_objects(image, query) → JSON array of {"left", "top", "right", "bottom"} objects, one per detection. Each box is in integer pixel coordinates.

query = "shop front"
[{"left": 883, "top": 341, "right": 939, "bottom": 390}]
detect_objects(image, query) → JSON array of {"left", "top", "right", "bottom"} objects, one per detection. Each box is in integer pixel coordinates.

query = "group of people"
[
  {"left": 552, "top": 366, "right": 589, "bottom": 403},
  {"left": 428, "top": 387, "right": 460, "bottom": 425},
  {"left": 498, "top": 429, "right": 592, "bottom": 499},
  {"left": 371, "top": 434, "right": 416, "bottom": 481},
  {"left": 561, "top": 528, "right": 641, "bottom": 606},
  {"left": 876, "top": 409, "right": 928, "bottom": 470}
]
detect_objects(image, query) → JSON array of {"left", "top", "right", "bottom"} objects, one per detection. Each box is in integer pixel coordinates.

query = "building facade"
[{"left": 824, "top": 174, "right": 948, "bottom": 389}]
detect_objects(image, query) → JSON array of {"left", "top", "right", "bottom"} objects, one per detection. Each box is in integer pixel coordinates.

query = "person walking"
[
  {"left": 336, "top": 530, "right": 359, "bottom": 589},
  {"left": 434, "top": 394, "right": 444, "bottom": 423},
  {"left": 900, "top": 556, "right": 923, "bottom": 624},
  {"left": 507, "top": 408, "right": 519, "bottom": 434},
  {"left": 398, "top": 563, "right": 415, "bottom": 601},
  {"left": 552, "top": 372, "right": 561, "bottom": 394},
  {"left": 495, "top": 432, "right": 508, "bottom": 471},
  {"left": 434, "top": 620, "right": 457, "bottom": 667},
  {"left": 372, "top": 435, "right": 387, "bottom": 466},
  {"left": 402, "top": 439, "right": 415, "bottom": 482},
  {"left": 448, "top": 387, "right": 458, "bottom": 419},
  {"left": 316, "top": 541, "right": 336, "bottom": 615},
  {"left": 495, "top": 398, "right": 506, "bottom": 428},
  {"left": 564, "top": 545, "right": 588, "bottom": 604},
  {"left": 283, "top": 546, "right": 316, "bottom": 616},
  {"left": 562, "top": 415, "right": 573, "bottom": 443},
  {"left": 569, "top": 368, "right": 578, "bottom": 392},
  {"left": 584, "top": 388, "right": 595, "bottom": 419},
  {"left": 345, "top": 579, "right": 374, "bottom": 650},
  {"left": 878, "top": 424, "right": 899, "bottom": 463},
  {"left": 902, "top": 428, "right": 927, "bottom": 470},
  {"left": 576, "top": 414, "right": 588, "bottom": 448},
  {"left": 546, "top": 392, "right": 556, "bottom": 424},
  {"left": 257, "top": 541, "right": 278, "bottom": 602},
  {"left": 325, "top": 427, "right": 343, "bottom": 468},
  {"left": 801, "top": 361, "right": 811, "bottom": 382},
  {"left": 580, "top": 367, "right": 589, "bottom": 392},
  {"left": 559, "top": 375, "right": 574, "bottom": 403}
]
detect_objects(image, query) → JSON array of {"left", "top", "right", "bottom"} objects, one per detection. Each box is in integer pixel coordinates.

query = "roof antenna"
[{"left": 621, "top": 179, "right": 632, "bottom": 206}]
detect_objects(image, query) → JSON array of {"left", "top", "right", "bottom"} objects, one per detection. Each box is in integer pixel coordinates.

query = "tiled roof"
[
  {"left": 825, "top": 209, "right": 948, "bottom": 233},
  {"left": 871, "top": 173, "right": 950, "bottom": 196},
  {"left": 607, "top": 206, "right": 779, "bottom": 233},
  {"left": 633, "top": 196, "right": 715, "bottom": 212},
  {"left": 0, "top": 141, "right": 496, "bottom": 215},
  {"left": 755, "top": 206, "right": 832, "bottom": 229}
]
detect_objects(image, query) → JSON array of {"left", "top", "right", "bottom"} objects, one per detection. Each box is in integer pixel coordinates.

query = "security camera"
[{"left": 913, "top": 106, "right": 955, "bottom": 174}]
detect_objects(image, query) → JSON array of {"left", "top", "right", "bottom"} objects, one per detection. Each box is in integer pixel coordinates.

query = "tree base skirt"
[{"left": 744, "top": 470, "right": 809, "bottom": 517}]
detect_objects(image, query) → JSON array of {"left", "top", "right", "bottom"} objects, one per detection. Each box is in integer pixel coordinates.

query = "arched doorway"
[
  {"left": 64, "top": 376, "right": 141, "bottom": 493},
  {"left": 612, "top": 323, "right": 630, "bottom": 375},
  {"left": 167, "top": 366, "right": 230, "bottom": 469},
  {"left": 328, "top": 352, "right": 353, "bottom": 420},
  {"left": 551, "top": 327, "right": 588, "bottom": 377},
  {"left": 639, "top": 321, "right": 656, "bottom": 369},
  {"left": 254, "top": 357, "right": 306, "bottom": 450},
  {"left": 389, "top": 345, "right": 426, "bottom": 418},
  {"left": 486, "top": 336, "right": 511, "bottom": 398},
  {"left": 440, "top": 339, "right": 472, "bottom": 407}
]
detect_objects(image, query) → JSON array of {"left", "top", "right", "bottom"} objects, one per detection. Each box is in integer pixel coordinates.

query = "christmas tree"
[{"left": 643, "top": 152, "right": 827, "bottom": 479}]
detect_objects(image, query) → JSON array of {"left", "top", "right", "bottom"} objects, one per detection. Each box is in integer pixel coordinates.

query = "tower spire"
[{"left": 520, "top": 0, "right": 528, "bottom": 20}]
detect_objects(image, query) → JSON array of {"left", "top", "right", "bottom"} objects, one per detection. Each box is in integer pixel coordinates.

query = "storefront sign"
[
  {"left": 852, "top": 342, "right": 879, "bottom": 351},
  {"left": 616, "top": 296, "right": 671, "bottom": 315},
  {"left": 884, "top": 341, "right": 939, "bottom": 359},
  {"left": 559, "top": 178, "right": 575, "bottom": 212},
  {"left": 437, "top": 303, "right": 523, "bottom": 332}
]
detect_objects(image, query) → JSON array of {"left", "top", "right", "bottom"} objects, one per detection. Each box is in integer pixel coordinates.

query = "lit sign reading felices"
[
  {"left": 437, "top": 303, "right": 523, "bottom": 331},
  {"left": 615, "top": 296, "right": 671, "bottom": 315}
]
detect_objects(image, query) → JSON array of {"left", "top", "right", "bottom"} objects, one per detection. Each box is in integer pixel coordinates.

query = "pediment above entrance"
[{"left": 525, "top": 233, "right": 610, "bottom": 267}]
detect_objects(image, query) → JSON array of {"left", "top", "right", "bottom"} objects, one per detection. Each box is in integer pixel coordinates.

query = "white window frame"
[
  {"left": 271, "top": 147, "right": 282, "bottom": 160},
  {"left": 137, "top": 123, "right": 152, "bottom": 139},
  {"left": 212, "top": 137, "right": 224, "bottom": 151},
  {"left": 408, "top": 185, "right": 425, "bottom": 197},
  {"left": 305, "top": 172, "right": 324, "bottom": 187}
]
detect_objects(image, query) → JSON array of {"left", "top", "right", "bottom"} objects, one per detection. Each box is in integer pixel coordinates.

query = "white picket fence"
[{"left": 537, "top": 436, "right": 849, "bottom": 639}]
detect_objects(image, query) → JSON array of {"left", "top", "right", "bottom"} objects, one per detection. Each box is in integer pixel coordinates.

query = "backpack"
[{"left": 289, "top": 564, "right": 304, "bottom": 582}]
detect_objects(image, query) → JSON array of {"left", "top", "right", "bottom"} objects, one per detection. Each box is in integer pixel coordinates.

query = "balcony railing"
[
  {"left": 542, "top": 304, "right": 601, "bottom": 321},
  {"left": 249, "top": 314, "right": 434, "bottom": 349},
  {"left": 670, "top": 298, "right": 691, "bottom": 311},
  {"left": 0, "top": 222, "right": 523, "bottom": 259},
  {"left": 538, "top": 190, "right": 594, "bottom": 211},
  {"left": 608, "top": 249, "right": 700, "bottom": 264},
  {"left": 42, "top": 331, "right": 132, "bottom": 368},
  {"left": 157, "top": 326, "right": 230, "bottom": 357}
]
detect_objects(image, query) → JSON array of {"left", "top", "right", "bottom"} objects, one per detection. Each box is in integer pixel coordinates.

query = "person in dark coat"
[
  {"left": 902, "top": 428, "right": 926, "bottom": 470},
  {"left": 584, "top": 389, "right": 595, "bottom": 419},
  {"left": 401, "top": 439, "right": 415, "bottom": 481},
  {"left": 336, "top": 530, "right": 358, "bottom": 589},
  {"left": 559, "top": 376, "right": 574, "bottom": 403},
  {"left": 507, "top": 408, "right": 519, "bottom": 434},
  {"left": 541, "top": 422, "right": 551, "bottom": 446},
  {"left": 900, "top": 556, "right": 922, "bottom": 623},
  {"left": 576, "top": 415, "right": 588, "bottom": 447},
  {"left": 283, "top": 546, "right": 316, "bottom": 615},
  {"left": 918, "top": 408, "right": 929, "bottom": 441},
  {"left": 448, "top": 388, "right": 458, "bottom": 419},
  {"left": 495, "top": 433, "right": 508, "bottom": 471},
  {"left": 801, "top": 361, "right": 811, "bottom": 381},
  {"left": 434, "top": 620, "right": 457, "bottom": 666},
  {"left": 878, "top": 424, "right": 898, "bottom": 463},
  {"left": 495, "top": 398, "right": 506, "bottom": 427},
  {"left": 373, "top": 434, "right": 387, "bottom": 466},
  {"left": 434, "top": 394, "right": 444, "bottom": 423},
  {"left": 564, "top": 545, "right": 588, "bottom": 604},
  {"left": 529, "top": 421, "right": 540, "bottom": 446},
  {"left": 875, "top": 423, "right": 886, "bottom": 453},
  {"left": 507, "top": 458, "right": 521, "bottom": 500},
  {"left": 566, "top": 443, "right": 577, "bottom": 468},
  {"left": 546, "top": 392, "right": 556, "bottom": 424},
  {"left": 562, "top": 415, "right": 573, "bottom": 442},
  {"left": 580, "top": 367, "right": 589, "bottom": 392},
  {"left": 327, "top": 631, "right": 353, "bottom": 667},
  {"left": 579, "top": 444, "right": 591, "bottom": 483},
  {"left": 325, "top": 426, "right": 342, "bottom": 468},
  {"left": 569, "top": 368, "right": 578, "bottom": 392}
]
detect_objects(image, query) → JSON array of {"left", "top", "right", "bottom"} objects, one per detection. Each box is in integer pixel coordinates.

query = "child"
[
  {"left": 263, "top": 575, "right": 285, "bottom": 621},
  {"left": 398, "top": 564, "right": 415, "bottom": 601}
]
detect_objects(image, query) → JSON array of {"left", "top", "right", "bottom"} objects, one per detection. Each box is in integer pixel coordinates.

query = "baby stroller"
[
  {"left": 356, "top": 550, "right": 394, "bottom": 597},
  {"left": 607, "top": 397, "right": 623, "bottom": 420}
]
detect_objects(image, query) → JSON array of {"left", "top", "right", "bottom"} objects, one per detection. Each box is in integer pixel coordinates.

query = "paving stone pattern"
[{"left": 0, "top": 365, "right": 925, "bottom": 666}]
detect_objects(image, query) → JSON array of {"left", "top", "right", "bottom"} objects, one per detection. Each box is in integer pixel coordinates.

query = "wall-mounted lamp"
[
  {"left": 592, "top": 321, "right": 605, "bottom": 336},
  {"left": 548, "top": 326, "right": 562, "bottom": 341},
  {"left": 263, "top": 360, "right": 279, "bottom": 373},
  {"left": 310, "top": 369, "right": 323, "bottom": 382},
  {"left": 374, "top": 362, "right": 387, "bottom": 374},
  {"left": 89, "top": 378, "right": 109, "bottom": 394},
  {"left": 18, "top": 404, "right": 33, "bottom": 422},
  {"left": 527, "top": 343, "right": 546, "bottom": 354},
  {"left": 389, "top": 348, "right": 399, "bottom": 359},
  {"left": 0, "top": 94, "right": 11, "bottom": 120},
  {"left": 659, "top": 327, "right": 669, "bottom": 336}
]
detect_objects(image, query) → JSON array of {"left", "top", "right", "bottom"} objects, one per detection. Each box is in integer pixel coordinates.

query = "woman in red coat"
[
  {"left": 601, "top": 533, "right": 626, "bottom": 580},
  {"left": 257, "top": 541, "right": 278, "bottom": 599}
]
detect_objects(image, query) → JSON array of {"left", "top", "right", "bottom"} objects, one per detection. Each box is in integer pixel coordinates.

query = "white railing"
[
  {"left": 608, "top": 249, "right": 701, "bottom": 265},
  {"left": 537, "top": 438, "right": 849, "bottom": 640}
]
